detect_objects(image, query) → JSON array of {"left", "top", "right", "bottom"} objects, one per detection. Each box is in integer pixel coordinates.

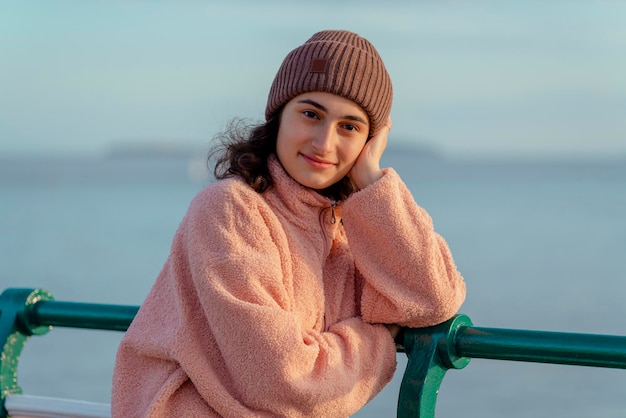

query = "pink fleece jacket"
[{"left": 112, "top": 157, "right": 465, "bottom": 417}]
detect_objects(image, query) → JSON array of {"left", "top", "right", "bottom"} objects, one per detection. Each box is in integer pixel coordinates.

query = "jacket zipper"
[
  {"left": 319, "top": 200, "right": 338, "bottom": 331},
  {"left": 328, "top": 201, "right": 337, "bottom": 224},
  {"left": 318, "top": 201, "right": 337, "bottom": 255}
]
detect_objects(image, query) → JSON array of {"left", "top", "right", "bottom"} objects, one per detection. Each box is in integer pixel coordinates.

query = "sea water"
[{"left": 1, "top": 149, "right": 625, "bottom": 417}]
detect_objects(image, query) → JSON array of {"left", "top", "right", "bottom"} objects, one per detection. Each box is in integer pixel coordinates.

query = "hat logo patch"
[{"left": 310, "top": 59, "right": 328, "bottom": 74}]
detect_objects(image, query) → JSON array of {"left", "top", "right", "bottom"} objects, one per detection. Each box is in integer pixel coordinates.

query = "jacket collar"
[{"left": 266, "top": 154, "right": 342, "bottom": 231}]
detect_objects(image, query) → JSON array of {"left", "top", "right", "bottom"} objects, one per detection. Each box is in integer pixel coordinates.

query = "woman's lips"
[{"left": 301, "top": 153, "right": 335, "bottom": 169}]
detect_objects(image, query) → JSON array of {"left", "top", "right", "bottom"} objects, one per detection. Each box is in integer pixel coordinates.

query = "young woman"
[{"left": 112, "top": 29, "right": 466, "bottom": 417}]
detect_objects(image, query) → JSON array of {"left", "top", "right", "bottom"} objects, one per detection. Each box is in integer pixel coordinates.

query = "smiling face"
[{"left": 276, "top": 91, "right": 370, "bottom": 191}]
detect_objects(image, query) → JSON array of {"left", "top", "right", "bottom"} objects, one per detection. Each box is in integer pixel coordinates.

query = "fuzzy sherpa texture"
[{"left": 111, "top": 156, "right": 465, "bottom": 417}]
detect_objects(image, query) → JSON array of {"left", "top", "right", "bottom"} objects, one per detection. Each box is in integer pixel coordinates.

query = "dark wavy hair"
[{"left": 209, "top": 111, "right": 356, "bottom": 201}]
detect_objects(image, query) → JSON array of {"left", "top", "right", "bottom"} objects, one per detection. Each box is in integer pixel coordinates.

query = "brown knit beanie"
[{"left": 266, "top": 30, "right": 393, "bottom": 137}]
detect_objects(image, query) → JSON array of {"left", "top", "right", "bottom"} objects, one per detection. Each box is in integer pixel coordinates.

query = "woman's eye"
[
  {"left": 342, "top": 124, "right": 357, "bottom": 132},
  {"left": 303, "top": 110, "right": 318, "bottom": 119}
]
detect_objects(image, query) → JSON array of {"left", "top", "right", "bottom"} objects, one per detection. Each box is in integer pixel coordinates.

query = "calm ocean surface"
[{"left": 1, "top": 148, "right": 625, "bottom": 417}]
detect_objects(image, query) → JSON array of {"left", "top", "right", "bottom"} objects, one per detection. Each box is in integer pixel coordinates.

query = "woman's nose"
[{"left": 311, "top": 125, "right": 335, "bottom": 153}]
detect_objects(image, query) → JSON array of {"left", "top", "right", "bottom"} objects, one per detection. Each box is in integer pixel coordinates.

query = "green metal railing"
[
  {"left": 0, "top": 288, "right": 137, "bottom": 418},
  {"left": 2, "top": 287, "right": 626, "bottom": 418},
  {"left": 396, "top": 314, "right": 626, "bottom": 417}
]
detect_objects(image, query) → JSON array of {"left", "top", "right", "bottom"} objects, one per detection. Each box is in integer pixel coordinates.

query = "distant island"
[{"left": 105, "top": 139, "right": 443, "bottom": 160}]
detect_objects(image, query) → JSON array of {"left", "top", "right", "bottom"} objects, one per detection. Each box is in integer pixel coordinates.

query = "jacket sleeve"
[
  {"left": 342, "top": 168, "right": 466, "bottom": 328},
  {"left": 164, "top": 184, "right": 397, "bottom": 417}
]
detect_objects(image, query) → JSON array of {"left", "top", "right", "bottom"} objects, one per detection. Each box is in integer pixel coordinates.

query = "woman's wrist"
[{"left": 354, "top": 169, "right": 384, "bottom": 190}]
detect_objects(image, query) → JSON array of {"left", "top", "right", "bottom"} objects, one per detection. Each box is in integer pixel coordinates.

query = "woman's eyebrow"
[
  {"left": 297, "top": 99, "right": 327, "bottom": 112},
  {"left": 344, "top": 114, "right": 368, "bottom": 125},
  {"left": 296, "top": 99, "right": 368, "bottom": 125}
]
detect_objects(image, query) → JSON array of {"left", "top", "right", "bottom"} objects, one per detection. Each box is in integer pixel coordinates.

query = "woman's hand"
[{"left": 349, "top": 117, "right": 392, "bottom": 190}]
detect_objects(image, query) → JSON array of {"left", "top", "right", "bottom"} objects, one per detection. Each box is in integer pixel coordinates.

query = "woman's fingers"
[{"left": 350, "top": 117, "right": 392, "bottom": 189}]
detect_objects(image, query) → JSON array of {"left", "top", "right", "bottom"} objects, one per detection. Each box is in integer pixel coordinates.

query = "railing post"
[
  {"left": 397, "top": 314, "right": 472, "bottom": 418},
  {"left": 0, "top": 288, "right": 53, "bottom": 417}
]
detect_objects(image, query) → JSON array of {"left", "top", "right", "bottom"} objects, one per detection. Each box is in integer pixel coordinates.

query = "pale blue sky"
[{"left": 1, "top": 0, "right": 625, "bottom": 158}]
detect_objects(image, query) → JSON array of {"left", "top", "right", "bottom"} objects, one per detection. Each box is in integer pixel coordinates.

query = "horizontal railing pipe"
[
  {"left": 456, "top": 326, "right": 626, "bottom": 369},
  {"left": 32, "top": 300, "right": 138, "bottom": 332}
]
